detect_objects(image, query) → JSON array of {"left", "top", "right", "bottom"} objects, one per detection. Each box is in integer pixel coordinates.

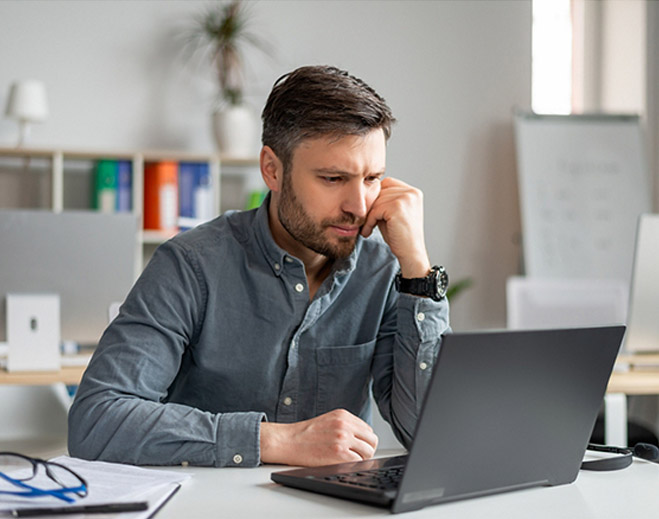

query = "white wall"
[{"left": 0, "top": 0, "right": 532, "bottom": 332}]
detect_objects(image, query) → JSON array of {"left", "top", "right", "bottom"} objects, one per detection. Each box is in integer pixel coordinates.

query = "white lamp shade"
[{"left": 5, "top": 80, "right": 49, "bottom": 122}]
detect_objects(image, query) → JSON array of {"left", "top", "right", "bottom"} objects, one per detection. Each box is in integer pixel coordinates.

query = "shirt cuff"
[
  {"left": 216, "top": 411, "right": 266, "bottom": 467},
  {"left": 397, "top": 293, "right": 450, "bottom": 343}
]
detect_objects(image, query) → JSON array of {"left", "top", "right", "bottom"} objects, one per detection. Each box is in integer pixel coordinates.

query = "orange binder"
[{"left": 143, "top": 161, "right": 178, "bottom": 232}]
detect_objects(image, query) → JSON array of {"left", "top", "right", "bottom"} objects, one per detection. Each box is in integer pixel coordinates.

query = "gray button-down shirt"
[{"left": 68, "top": 200, "right": 450, "bottom": 467}]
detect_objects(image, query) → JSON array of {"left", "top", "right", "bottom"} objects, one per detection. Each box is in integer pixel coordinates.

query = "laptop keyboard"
[{"left": 323, "top": 464, "right": 405, "bottom": 491}]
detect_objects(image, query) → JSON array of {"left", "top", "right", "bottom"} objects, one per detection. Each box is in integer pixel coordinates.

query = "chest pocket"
[{"left": 316, "top": 339, "right": 376, "bottom": 416}]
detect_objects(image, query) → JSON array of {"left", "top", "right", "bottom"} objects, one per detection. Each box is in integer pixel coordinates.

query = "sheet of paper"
[{"left": 0, "top": 456, "right": 190, "bottom": 514}]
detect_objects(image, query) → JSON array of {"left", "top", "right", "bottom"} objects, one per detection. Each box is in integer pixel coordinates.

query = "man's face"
[{"left": 276, "top": 129, "right": 386, "bottom": 260}]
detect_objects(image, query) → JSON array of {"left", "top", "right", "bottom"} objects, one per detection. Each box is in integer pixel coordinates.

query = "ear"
[{"left": 260, "top": 146, "right": 284, "bottom": 193}]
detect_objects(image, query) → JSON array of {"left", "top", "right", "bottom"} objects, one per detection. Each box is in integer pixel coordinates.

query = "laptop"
[
  {"left": 624, "top": 214, "right": 659, "bottom": 352},
  {"left": 271, "top": 326, "right": 626, "bottom": 513}
]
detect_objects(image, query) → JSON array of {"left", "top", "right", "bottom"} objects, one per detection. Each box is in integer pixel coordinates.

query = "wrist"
[
  {"left": 398, "top": 257, "right": 431, "bottom": 279},
  {"left": 395, "top": 265, "right": 449, "bottom": 302},
  {"left": 260, "top": 422, "right": 288, "bottom": 464}
]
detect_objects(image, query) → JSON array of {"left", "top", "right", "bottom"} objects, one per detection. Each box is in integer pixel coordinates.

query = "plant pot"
[{"left": 212, "top": 104, "right": 257, "bottom": 158}]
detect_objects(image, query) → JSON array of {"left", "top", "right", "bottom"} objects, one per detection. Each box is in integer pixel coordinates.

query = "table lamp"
[{"left": 4, "top": 79, "right": 49, "bottom": 147}]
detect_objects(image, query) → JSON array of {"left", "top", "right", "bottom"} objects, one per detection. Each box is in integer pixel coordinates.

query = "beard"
[{"left": 277, "top": 175, "right": 362, "bottom": 260}]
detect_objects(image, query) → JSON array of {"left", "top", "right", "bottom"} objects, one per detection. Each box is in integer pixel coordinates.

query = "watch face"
[{"left": 433, "top": 266, "right": 449, "bottom": 300}]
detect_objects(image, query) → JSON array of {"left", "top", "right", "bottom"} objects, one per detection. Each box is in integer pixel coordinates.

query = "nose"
[{"left": 341, "top": 182, "right": 368, "bottom": 221}]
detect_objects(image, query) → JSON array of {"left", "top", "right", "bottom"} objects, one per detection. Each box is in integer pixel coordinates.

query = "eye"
[
  {"left": 322, "top": 176, "right": 343, "bottom": 184},
  {"left": 365, "top": 175, "right": 382, "bottom": 184}
]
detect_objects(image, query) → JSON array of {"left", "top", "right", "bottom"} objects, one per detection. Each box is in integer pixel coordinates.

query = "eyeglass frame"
[{"left": 0, "top": 452, "right": 88, "bottom": 504}]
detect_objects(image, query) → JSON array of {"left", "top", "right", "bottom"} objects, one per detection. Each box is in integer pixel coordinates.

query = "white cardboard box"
[{"left": 7, "top": 293, "right": 61, "bottom": 371}]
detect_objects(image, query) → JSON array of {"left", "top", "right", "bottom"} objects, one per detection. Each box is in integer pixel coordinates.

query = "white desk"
[
  {"left": 157, "top": 454, "right": 659, "bottom": 519},
  {"left": 4, "top": 442, "right": 659, "bottom": 518}
]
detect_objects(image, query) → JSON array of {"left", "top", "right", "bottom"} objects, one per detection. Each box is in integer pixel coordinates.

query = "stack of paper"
[{"left": 0, "top": 456, "right": 190, "bottom": 518}]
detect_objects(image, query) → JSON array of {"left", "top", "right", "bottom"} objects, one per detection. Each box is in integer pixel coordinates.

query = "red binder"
[{"left": 143, "top": 161, "right": 178, "bottom": 232}]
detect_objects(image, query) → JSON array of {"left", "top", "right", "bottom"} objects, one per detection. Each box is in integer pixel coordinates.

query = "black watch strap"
[{"left": 395, "top": 265, "right": 448, "bottom": 302}]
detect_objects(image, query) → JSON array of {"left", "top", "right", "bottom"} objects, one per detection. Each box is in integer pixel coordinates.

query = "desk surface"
[
  {"left": 607, "top": 354, "right": 659, "bottom": 394},
  {"left": 5, "top": 440, "right": 659, "bottom": 519},
  {"left": 608, "top": 369, "right": 659, "bottom": 394},
  {"left": 159, "top": 455, "right": 659, "bottom": 519},
  {"left": 4, "top": 441, "right": 658, "bottom": 519}
]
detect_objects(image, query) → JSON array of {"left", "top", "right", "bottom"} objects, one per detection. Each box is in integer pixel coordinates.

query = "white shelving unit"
[{"left": 0, "top": 146, "right": 260, "bottom": 269}]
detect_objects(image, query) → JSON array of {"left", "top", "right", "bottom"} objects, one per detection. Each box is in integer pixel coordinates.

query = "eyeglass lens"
[
  {"left": 0, "top": 453, "right": 37, "bottom": 482},
  {"left": 43, "top": 463, "right": 85, "bottom": 490},
  {"left": 0, "top": 453, "right": 85, "bottom": 494}
]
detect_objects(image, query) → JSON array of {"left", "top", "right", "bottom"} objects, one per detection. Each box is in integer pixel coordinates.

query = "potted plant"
[{"left": 187, "top": 1, "right": 267, "bottom": 157}]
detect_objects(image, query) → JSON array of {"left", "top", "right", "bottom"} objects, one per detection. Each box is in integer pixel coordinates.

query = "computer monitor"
[{"left": 0, "top": 210, "right": 139, "bottom": 347}]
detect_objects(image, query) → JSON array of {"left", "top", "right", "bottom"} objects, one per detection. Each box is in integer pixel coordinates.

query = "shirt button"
[
  {"left": 233, "top": 454, "right": 243, "bottom": 465},
  {"left": 295, "top": 283, "right": 304, "bottom": 293},
  {"left": 274, "top": 262, "right": 281, "bottom": 271},
  {"left": 419, "top": 362, "right": 428, "bottom": 371},
  {"left": 283, "top": 396, "right": 293, "bottom": 406},
  {"left": 285, "top": 256, "right": 294, "bottom": 263},
  {"left": 417, "top": 312, "right": 425, "bottom": 322}
]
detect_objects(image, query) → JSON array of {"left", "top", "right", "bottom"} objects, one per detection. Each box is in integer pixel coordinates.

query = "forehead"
[{"left": 290, "top": 130, "right": 387, "bottom": 172}]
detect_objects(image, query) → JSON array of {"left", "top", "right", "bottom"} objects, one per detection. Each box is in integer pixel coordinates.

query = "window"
[{"left": 532, "top": 0, "right": 573, "bottom": 114}]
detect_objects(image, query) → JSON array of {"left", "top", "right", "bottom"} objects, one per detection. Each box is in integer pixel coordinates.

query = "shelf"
[
  {"left": 0, "top": 147, "right": 260, "bottom": 164},
  {"left": 141, "top": 229, "right": 179, "bottom": 244},
  {"left": 0, "top": 146, "right": 262, "bottom": 268},
  {"left": 0, "top": 365, "right": 87, "bottom": 386},
  {"left": 0, "top": 147, "right": 59, "bottom": 159}
]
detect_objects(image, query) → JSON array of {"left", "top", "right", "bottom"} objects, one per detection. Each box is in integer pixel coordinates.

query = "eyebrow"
[{"left": 312, "top": 167, "right": 386, "bottom": 177}]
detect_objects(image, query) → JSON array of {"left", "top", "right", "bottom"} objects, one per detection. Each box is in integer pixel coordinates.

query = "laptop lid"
[
  {"left": 271, "top": 326, "right": 625, "bottom": 514},
  {"left": 393, "top": 326, "right": 623, "bottom": 512},
  {"left": 624, "top": 214, "right": 659, "bottom": 352}
]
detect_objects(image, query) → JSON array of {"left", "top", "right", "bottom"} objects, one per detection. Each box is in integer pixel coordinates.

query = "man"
[{"left": 68, "top": 65, "right": 450, "bottom": 468}]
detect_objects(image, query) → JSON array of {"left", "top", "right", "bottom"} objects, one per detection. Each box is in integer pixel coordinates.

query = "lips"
[{"left": 329, "top": 225, "right": 360, "bottom": 237}]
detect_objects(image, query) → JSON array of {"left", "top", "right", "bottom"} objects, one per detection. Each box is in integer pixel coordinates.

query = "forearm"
[
  {"left": 67, "top": 238, "right": 266, "bottom": 467},
  {"left": 68, "top": 383, "right": 265, "bottom": 467}
]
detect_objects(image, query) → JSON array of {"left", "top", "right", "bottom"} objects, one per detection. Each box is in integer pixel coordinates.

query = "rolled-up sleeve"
[{"left": 371, "top": 290, "right": 450, "bottom": 448}]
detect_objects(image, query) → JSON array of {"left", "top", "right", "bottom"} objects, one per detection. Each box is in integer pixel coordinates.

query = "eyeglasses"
[{"left": 0, "top": 452, "right": 88, "bottom": 503}]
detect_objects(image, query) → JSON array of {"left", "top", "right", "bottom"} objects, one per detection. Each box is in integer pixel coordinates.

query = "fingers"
[
  {"left": 337, "top": 409, "right": 379, "bottom": 460},
  {"left": 312, "top": 409, "right": 378, "bottom": 465},
  {"left": 362, "top": 177, "right": 424, "bottom": 238},
  {"left": 361, "top": 177, "right": 430, "bottom": 276},
  {"left": 349, "top": 433, "right": 379, "bottom": 462},
  {"left": 260, "top": 408, "right": 380, "bottom": 467},
  {"left": 361, "top": 177, "right": 411, "bottom": 238}
]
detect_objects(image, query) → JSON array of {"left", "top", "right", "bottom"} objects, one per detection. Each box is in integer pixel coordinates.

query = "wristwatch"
[{"left": 395, "top": 265, "right": 449, "bottom": 302}]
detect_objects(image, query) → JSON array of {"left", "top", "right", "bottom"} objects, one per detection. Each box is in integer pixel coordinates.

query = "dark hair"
[{"left": 261, "top": 65, "right": 395, "bottom": 173}]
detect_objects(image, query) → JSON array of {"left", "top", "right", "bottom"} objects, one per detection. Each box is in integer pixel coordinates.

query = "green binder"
[{"left": 93, "top": 159, "right": 118, "bottom": 212}]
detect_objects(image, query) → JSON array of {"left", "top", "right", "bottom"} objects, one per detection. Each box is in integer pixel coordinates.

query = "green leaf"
[{"left": 446, "top": 277, "right": 474, "bottom": 302}]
